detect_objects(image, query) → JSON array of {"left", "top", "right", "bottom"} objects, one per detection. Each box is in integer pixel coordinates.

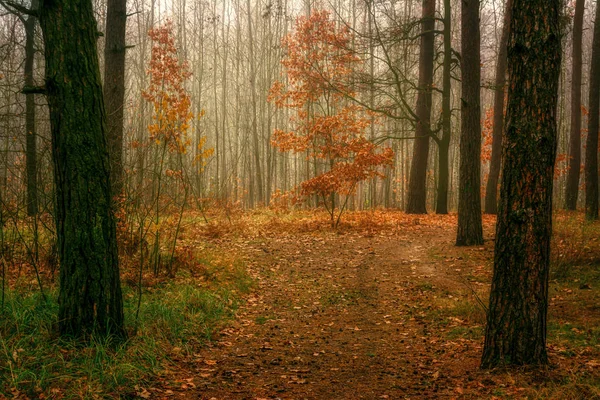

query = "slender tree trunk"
[
  {"left": 586, "top": 1, "right": 600, "bottom": 220},
  {"left": 39, "top": 0, "right": 125, "bottom": 338},
  {"left": 436, "top": 138, "right": 450, "bottom": 214},
  {"left": 456, "top": 0, "right": 483, "bottom": 246},
  {"left": 406, "top": 0, "right": 435, "bottom": 214},
  {"left": 484, "top": 0, "right": 511, "bottom": 214},
  {"left": 247, "top": 0, "right": 264, "bottom": 205},
  {"left": 435, "top": 0, "right": 452, "bottom": 215},
  {"left": 565, "top": 0, "right": 585, "bottom": 210},
  {"left": 481, "top": 0, "right": 561, "bottom": 368},
  {"left": 24, "top": 0, "right": 39, "bottom": 216},
  {"left": 103, "top": 0, "right": 127, "bottom": 197}
]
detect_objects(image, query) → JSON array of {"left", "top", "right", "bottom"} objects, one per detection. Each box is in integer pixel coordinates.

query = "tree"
[
  {"left": 565, "top": 0, "right": 585, "bottom": 211},
  {"left": 436, "top": 0, "right": 452, "bottom": 215},
  {"left": 484, "top": 0, "right": 511, "bottom": 214},
  {"left": 37, "top": 0, "right": 125, "bottom": 337},
  {"left": 406, "top": 0, "right": 435, "bottom": 214},
  {"left": 269, "top": 10, "right": 394, "bottom": 227},
  {"left": 586, "top": 1, "right": 600, "bottom": 221},
  {"left": 456, "top": 0, "right": 483, "bottom": 246},
  {"left": 481, "top": 0, "right": 561, "bottom": 367},
  {"left": 104, "top": 0, "right": 128, "bottom": 196},
  {"left": 23, "top": 0, "right": 39, "bottom": 216},
  {"left": 142, "top": 22, "right": 210, "bottom": 273}
]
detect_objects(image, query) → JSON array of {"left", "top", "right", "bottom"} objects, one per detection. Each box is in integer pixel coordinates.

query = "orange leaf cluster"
[
  {"left": 481, "top": 107, "right": 493, "bottom": 163},
  {"left": 142, "top": 21, "right": 194, "bottom": 154},
  {"left": 268, "top": 10, "right": 359, "bottom": 108},
  {"left": 269, "top": 10, "right": 393, "bottom": 206}
]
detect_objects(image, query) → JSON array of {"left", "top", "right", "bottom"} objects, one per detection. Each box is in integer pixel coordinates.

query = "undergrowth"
[{"left": 0, "top": 267, "right": 252, "bottom": 399}]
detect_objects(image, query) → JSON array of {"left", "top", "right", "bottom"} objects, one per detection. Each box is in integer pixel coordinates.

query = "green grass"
[{"left": 0, "top": 267, "right": 252, "bottom": 399}]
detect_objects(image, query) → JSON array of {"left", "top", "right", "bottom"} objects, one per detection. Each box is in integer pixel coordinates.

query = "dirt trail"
[{"left": 176, "top": 222, "right": 494, "bottom": 399}]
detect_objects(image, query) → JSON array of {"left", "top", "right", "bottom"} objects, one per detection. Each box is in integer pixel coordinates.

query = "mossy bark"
[
  {"left": 38, "top": 0, "right": 125, "bottom": 338},
  {"left": 481, "top": 0, "right": 561, "bottom": 368}
]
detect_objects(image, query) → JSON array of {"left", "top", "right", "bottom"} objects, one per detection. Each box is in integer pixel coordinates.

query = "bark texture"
[
  {"left": 565, "top": 0, "right": 585, "bottom": 210},
  {"left": 406, "top": 0, "right": 435, "bottom": 214},
  {"left": 586, "top": 1, "right": 600, "bottom": 220},
  {"left": 481, "top": 0, "right": 561, "bottom": 368},
  {"left": 484, "top": 0, "right": 511, "bottom": 215},
  {"left": 38, "top": 0, "right": 125, "bottom": 338},
  {"left": 456, "top": 0, "right": 483, "bottom": 246},
  {"left": 103, "top": 0, "right": 127, "bottom": 196}
]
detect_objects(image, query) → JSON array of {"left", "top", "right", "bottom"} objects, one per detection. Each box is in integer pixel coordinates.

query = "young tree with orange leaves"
[
  {"left": 141, "top": 21, "right": 211, "bottom": 276},
  {"left": 269, "top": 11, "right": 394, "bottom": 228},
  {"left": 143, "top": 21, "right": 193, "bottom": 155}
]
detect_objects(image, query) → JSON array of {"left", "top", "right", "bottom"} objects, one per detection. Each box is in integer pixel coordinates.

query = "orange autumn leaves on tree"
[
  {"left": 269, "top": 10, "right": 394, "bottom": 227},
  {"left": 143, "top": 21, "right": 194, "bottom": 155}
]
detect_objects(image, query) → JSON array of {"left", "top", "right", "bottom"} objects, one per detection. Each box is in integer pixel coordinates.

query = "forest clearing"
[
  {"left": 1, "top": 0, "right": 599, "bottom": 398},
  {"left": 2, "top": 209, "right": 599, "bottom": 398}
]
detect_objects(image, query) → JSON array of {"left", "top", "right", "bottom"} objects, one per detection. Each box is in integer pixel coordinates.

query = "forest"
[{"left": 0, "top": 0, "right": 599, "bottom": 398}]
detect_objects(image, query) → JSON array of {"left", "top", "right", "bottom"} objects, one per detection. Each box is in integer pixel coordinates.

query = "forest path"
[{"left": 172, "top": 216, "right": 498, "bottom": 399}]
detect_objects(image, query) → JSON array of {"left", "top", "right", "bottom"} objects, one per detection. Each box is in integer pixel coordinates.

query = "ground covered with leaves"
[
  {"left": 162, "top": 210, "right": 600, "bottom": 399},
  {"left": 2, "top": 210, "right": 600, "bottom": 399}
]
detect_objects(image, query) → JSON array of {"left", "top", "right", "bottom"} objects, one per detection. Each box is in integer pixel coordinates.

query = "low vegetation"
[{"left": 1, "top": 209, "right": 599, "bottom": 398}]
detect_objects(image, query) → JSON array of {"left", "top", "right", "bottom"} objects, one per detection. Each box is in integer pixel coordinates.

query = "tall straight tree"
[
  {"left": 481, "top": 0, "right": 561, "bottom": 367},
  {"left": 406, "top": 0, "right": 435, "bottom": 214},
  {"left": 435, "top": 0, "right": 452, "bottom": 215},
  {"left": 103, "top": 0, "right": 128, "bottom": 196},
  {"left": 38, "top": 0, "right": 125, "bottom": 337},
  {"left": 456, "top": 0, "right": 483, "bottom": 246},
  {"left": 565, "top": 0, "right": 585, "bottom": 210},
  {"left": 484, "top": 0, "right": 511, "bottom": 214},
  {"left": 24, "top": 0, "right": 39, "bottom": 216},
  {"left": 586, "top": 1, "right": 600, "bottom": 221}
]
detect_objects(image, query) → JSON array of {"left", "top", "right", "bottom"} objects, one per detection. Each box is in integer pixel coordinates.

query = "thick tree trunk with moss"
[
  {"left": 484, "top": 0, "right": 511, "bottom": 215},
  {"left": 586, "top": 2, "right": 600, "bottom": 221},
  {"left": 104, "top": 0, "right": 127, "bottom": 197},
  {"left": 481, "top": 0, "right": 561, "bottom": 368},
  {"left": 565, "top": 0, "right": 584, "bottom": 211},
  {"left": 38, "top": 0, "right": 125, "bottom": 338},
  {"left": 406, "top": 0, "right": 435, "bottom": 214},
  {"left": 456, "top": 0, "right": 483, "bottom": 246}
]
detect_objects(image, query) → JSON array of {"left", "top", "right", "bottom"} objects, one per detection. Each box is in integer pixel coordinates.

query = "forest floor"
[
  {"left": 154, "top": 210, "right": 600, "bottom": 400},
  {"left": 2, "top": 210, "right": 600, "bottom": 399}
]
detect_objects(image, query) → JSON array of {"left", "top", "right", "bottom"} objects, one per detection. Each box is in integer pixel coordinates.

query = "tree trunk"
[
  {"left": 436, "top": 0, "right": 451, "bottom": 215},
  {"left": 247, "top": 0, "right": 264, "bottom": 206},
  {"left": 406, "top": 0, "right": 435, "bottom": 214},
  {"left": 24, "top": 0, "right": 39, "bottom": 216},
  {"left": 586, "top": 1, "right": 600, "bottom": 221},
  {"left": 103, "top": 0, "right": 127, "bottom": 197},
  {"left": 436, "top": 137, "right": 450, "bottom": 214},
  {"left": 39, "top": 0, "right": 125, "bottom": 338},
  {"left": 481, "top": 0, "right": 561, "bottom": 368},
  {"left": 456, "top": 0, "right": 483, "bottom": 246},
  {"left": 565, "top": 0, "right": 585, "bottom": 210},
  {"left": 484, "top": 0, "right": 511, "bottom": 214}
]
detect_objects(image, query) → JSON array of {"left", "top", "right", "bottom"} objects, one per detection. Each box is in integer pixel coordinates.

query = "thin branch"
[{"left": 0, "top": 0, "right": 37, "bottom": 17}]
